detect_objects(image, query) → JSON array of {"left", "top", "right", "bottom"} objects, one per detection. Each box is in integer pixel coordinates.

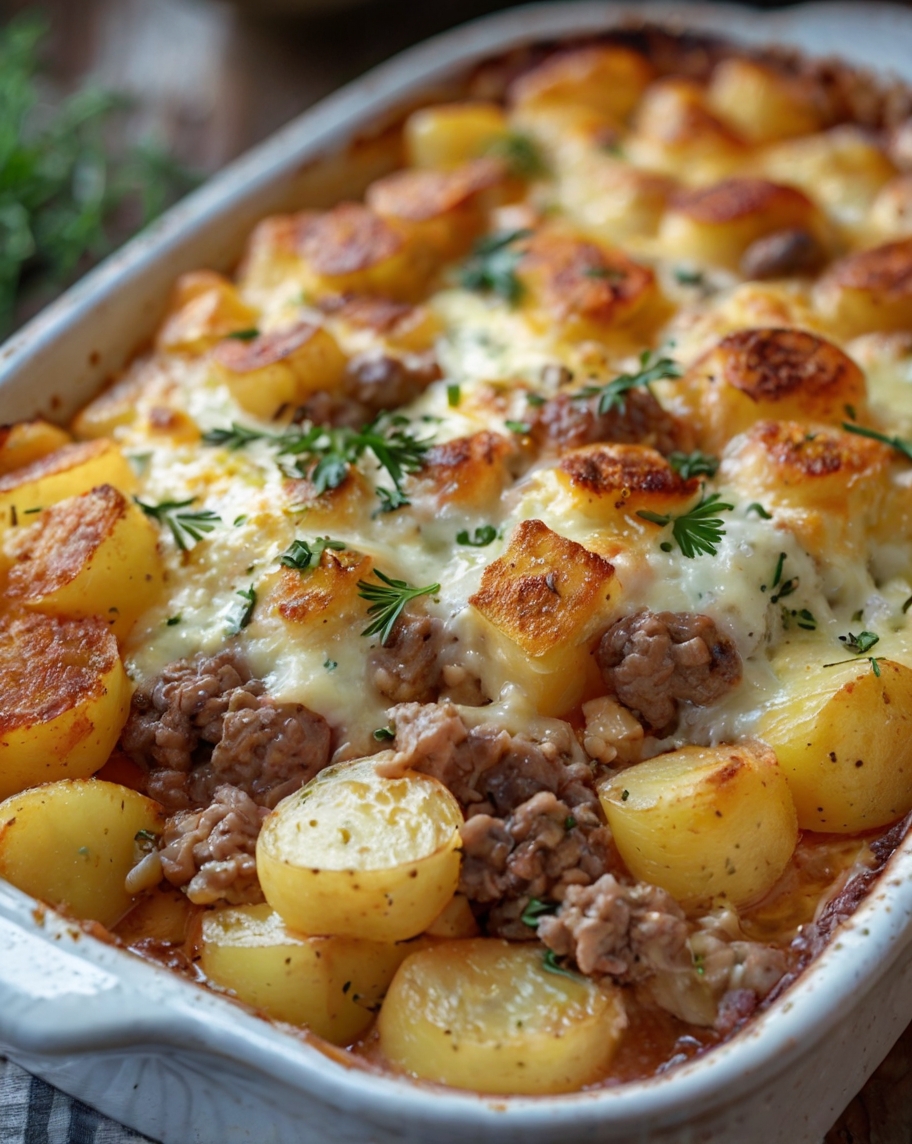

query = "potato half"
[
  {"left": 0, "top": 611, "right": 130, "bottom": 800},
  {"left": 0, "top": 778, "right": 163, "bottom": 927},
  {"left": 599, "top": 742, "right": 798, "bottom": 911},
  {"left": 377, "top": 939, "right": 627, "bottom": 1095},
  {"left": 758, "top": 657, "right": 912, "bottom": 832},
  {"left": 257, "top": 758, "right": 463, "bottom": 942},
  {"left": 201, "top": 903, "right": 415, "bottom": 1044}
]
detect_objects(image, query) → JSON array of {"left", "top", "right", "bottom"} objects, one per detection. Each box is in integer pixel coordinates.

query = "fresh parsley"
[
  {"left": 202, "top": 422, "right": 270, "bottom": 450},
  {"left": 674, "top": 267, "right": 706, "bottom": 288},
  {"left": 541, "top": 950, "right": 581, "bottom": 981},
  {"left": 372, "top": 726, "right": 395, "bottom": 742},
  {"left": 228, "top": 585, "right": 257, "bottom": 635},
  {"left": 668, "top": 451, "right": 719, "bottom": 480},
  {"left": 840, "top": 630, "right": 880, "bottom": 655},
  {"left": 504, "top": 419, "right": 531, "bottom": 435},
  {"left": 521, "top": 898, "right": 558, "bottom": 928},
  {"left": 746, "top": 502, "right": 773, "bottom": 520},
  {"left": 446, "top": 383, "right": 461, "bottom": 408},
  {"left": 573, "top": 349, "right": 682, "bottom": 415},
  {"left": 842, "top": 421, "right": 912, "bottom": 462},
  {"left": 225, "top": 327, "right": 260, "bottom": 341},
  {"left": 486, "top": 132, "right": 548, "bottom": 179},
  {"left": 357, "top": 570, "right": 440, "bottom": 646},
  {"left": 135, "top": 497, "right": 221, "bottom": 551},
  {"left": 279, "top": 536, "right": 345, "bottom": 573},
  {"left": 637, "top": 492, "right": 734, "bottom": 559},
  {"left": 456, "top": 525, "right": 497, "bottom": 547},
  {"left": 459, "top": 228, "right": 530, "bottom": 305}
]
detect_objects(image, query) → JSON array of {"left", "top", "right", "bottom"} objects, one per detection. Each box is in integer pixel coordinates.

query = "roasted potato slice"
[
  {"left": 815, "top": 237, "right": 912, "bottom": 336},
  {"left": 707, "top": 58, "right": 824, "bottom": 144},
  {"left": 257, "top": 757, "right": 463, "bottom": 942},
  {"left": 5, "top": 484, "right": 164, "bottom": 639},
  {"left": 0, "top": 779, "right": 163, "bottom": 927},
  {"left": 377, "top": 939, "right": 627, "bottom": 1094},
  {"left": 509, "top": 46, "right": 653, "bottom": 123},
  {"left": 201, "top": 903, "right": 414, "bottom": 1044},
  {"left": 0, "top": 611, "right": 130, "bottom": 800},
  {"left": 0, "top": 420, "right": 71, "bottom": 477},
  {"left": 404, "top": 101, "right": 510, "bottom": 169},
  {"left": 759, "top": 657, "right": 912, "bottom": 832},
  {"left": 599, "top": 742, "right": 798, "bottom": 912},
  {"left": 156, "top": 270, "right": 258, "bottom": 354}
]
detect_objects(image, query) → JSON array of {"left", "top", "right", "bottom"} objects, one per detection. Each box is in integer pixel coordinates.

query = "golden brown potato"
[
  {"left": 267, "top": 546, "right": 374, "bottom": 634},
  {"left": 404, "top": 101, "right": 510, "bottom": 169},
  {"left": 509, "top": 46, "right": 653, "bottom": 122},
  {"left": 659, "top": 178, "right": 824, "bottom": 270},
  {"left": 721, "top": 419, "right": 892, "bottom": 560},
  {"left": 257, "top": 757, "right": 463, "bottom": 942},
  {"left": 815, "top": 237, "right": 912, "bottom": 336},
  {"left": 674, "top": 328, "right": 869, "bottom": 453},
  {"left": 318, "top": 294, "right": 441, "bottom": 354},
  {"left": 554, "top": 151, "right": 677, "bottom": 243},
  {"left": 0, "top": 420, "right": 71, "bottom": 477},
  {"left": 707, "top": 58, "right": 824, "bottom": 143},
  {"left": 469, "top": 518, "right": 617, "bottom": 715},
  {"left": 868, "top": 174, "right": 912, "bottom": 239},
  {"left": 5, "top": 485, "right": 164, "bottom": 639},
  {"left": 114, "top": 884, "right": 195, "bottom": 946},
  {"left": 377, "top": 939, "right": 627, "bottom": 1094},
  {"left": 156, "top": 270, "right": 258, "bottom": 354},
  {"left": 599, "top": 742, "right": 798, "bottom": 912},
  {"left": 759, "top": 657, "right": 912, "bottom": 832},
  {"left": 407, "top": 430, "right": 513, "bottom": 510},
  {"left": 0, "top": 611, "right": 130, "bottom": 801},
  {"left": 201, "top": 903, "right": 414, "bottom": 1044},
  {"left": 0, "top": 779, "right": 163, "bottom": 926},
  {"left": 0, "top": 439, "right": 137, "bottom": 528},
  {"left": 210, "top": 322, "right": 347, "bottom": 419}
]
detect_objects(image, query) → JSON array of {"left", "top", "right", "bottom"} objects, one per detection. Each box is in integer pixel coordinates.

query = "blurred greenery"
[{"left": 0, "top": 13, "right": 199, "bottom": 337}]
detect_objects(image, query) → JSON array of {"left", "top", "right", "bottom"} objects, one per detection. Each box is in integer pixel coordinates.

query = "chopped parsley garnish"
[
  {"left": 323, "top": 659, "right": 338, "bottom": 672},
  {"left": 525, "top": 392, "right": 546, "bottom": 407},
  {"left": 541, "top": 950, "right": 581, "bottom": 980},
  {"left": 135, "top": 497, "right": 222, "bottom": 551},
  {"left": 637, "top": 492, "right": 734, "bottom": 559},
  {"left": 504, "top": 419, "right": 531, "bottom": 435},
  {"left": 374, "top": 485, "right": 411, "bottom": 515},
  {"left": 225, "top": 327, "right": 260, "bottom": 341},
  {"left": 621, "top": 789, "right": 630, "bottom": 801},
  {"left": 233, "top": 515, "right": 248, "bottom": 527},
  {"left": 765, "top": 552, "right": 798, "bottom": 603},
  {"left": 573, "top": 349, "right": 681, "bottom": 415},
  {"left": 840, "top": 630, "right": 880, "bottom": 655},
  {"left": 202, "top": 422, "right": 269, "bottom": 450},
  {"left": 457, "top": 525, "right": 497, "bottom": 547},
  {"left": 521, "top": 898, "right": 558, "bottom": 928},
  {"left": 165, "top": 615, "right": 182, "bottom": 627},
  {"left": 459, "top": 228, "right": 530, "bottom": 305},
  {"left": 674, "top": 267, "right": 706, "bottom": 288},
  {"left": 279, "top": 536, "right": 345, "bottom": 573},
  {"left": 486, "top": 132, "right": 548, "bottom": 179},
  {"left": 746, "top": 502, "right": 773, "bottom": 520},
  {"left": 373, "top": 726, "right": 395, "bottom": 742},
  {"left": 357, "top": 570, "right": 440, "bottom": 646},
  {"left": 842, "top": 421, "right": 912, "bottom": 462},
  {"left": 564, "top": 815, "right": 577, "bottom": 831},
  {"left": 795, "top": 608, "right": 817, "bottom": 631},
  {"left": 446, "top": 383, "right": 461, "bottom": 407},
  {"left": 134, "top": 829, "right": 157, "bottom": 843},
  {"left": 668, "top": 450, "right": 719, "bottom": 480},
  {"left": 228, "top": 584, "right": 257, "bottom": 634}
]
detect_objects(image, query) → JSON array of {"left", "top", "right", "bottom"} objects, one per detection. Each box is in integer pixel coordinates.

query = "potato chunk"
[
  {"left": 257, "top": 758, "right": 463, "bottom": 942},
  {"left": 377, "top": 939, "right": 626, "bottom": 1094},
  {"left": 5, "top": 485, "right": 164, "bottom": 639},
  {"left": 758, "top": 658, "right": 912, "bottom": 832},
  {"left": 815, "top": 237, "right": 912, "bottom": 336},
  {"left": 201, "top": 903, "right": 413, "bottom": 1044},
  {"left": 156, "top": 270, "right": 258, "bottom": 354},
  {"left": 0, "top": 779, "right": 163, "bottom": 927},
  {"left": 674, "top": 328, "right": 869, "bottom": 453},
  {"left": 211, "top": 322, "right": 346, "bottom": 419},
  {"left": 599, "top": 742, "right": 797, "bottom": 912},
  {"left": 659, "top": 178, "right": 823, "bottom": 270},
  {"left": 469, "top": 519, "right": 617, "bottom": 715},
  {"left": 707, "top": 58, "right": 823, "bottom": 143},
  {"left": 0, "top": 420, "right": 71, "bottom": 477},
  {"left": 0, "top": 611, "right": 130, "bottom": 800},
  {"left": 0, "top": 439, "right": 136, "bottom": 528},
  {"left": 509, "top": 46, "right": 653, "bottom": 122},
  {"left": 404, "top": 101, "right": 510, "bottom": 169}
]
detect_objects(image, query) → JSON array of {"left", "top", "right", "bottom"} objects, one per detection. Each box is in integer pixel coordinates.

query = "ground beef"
[
  {"left": 159, "top": 784, "right": 267, "bottom": 905},
  {"left": 595, "top": 610, "right": 742, "bottom": 734},
  {"left": 343, "top": 351, "right": 440, "bottom": 414},
  {"left": 384, "top": 700, "right": 598, "bottom": 815},
  {"left": 531, "top": 389, "right": 691, "bottom": 458},
  {"left": 537, "top": 873, "right": 690, "bottom": 983},
  {"left": 121, "top": 649, "right": 331, "bottom": 812},
  {"left": 459, "top": 791, "right": 613, "bottom": 940},
  {"left": 368, "top": 611, "right": 444, "bottom": 704}
]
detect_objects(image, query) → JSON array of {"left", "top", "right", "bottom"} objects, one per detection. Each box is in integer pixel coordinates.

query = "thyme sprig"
[
  {"left": 824, "top": 630, "right": 883, "bottom": 676},
  {"left": 573, "top": 349, "right": 682, "bottom": 415},
  {"left": 637, "top": 492, "right": 734, "bottom": 559},
  {"left": 842, "top": 421, "right": 912, "bottom": 462},
  {"left": 357, "top": 570, "right": 440, "bottom": 646},
  {"left": 279, "top": 536, "right": 345, "bottom": 573},
  {"left": 135, "top": 497, "right": 221, "bottom": 551},
  {"left": 668, "top": 450, "right": 720, "bottom": 480},
  {"left": 459, "top": 228, "right": 531, "bottom": 304}
]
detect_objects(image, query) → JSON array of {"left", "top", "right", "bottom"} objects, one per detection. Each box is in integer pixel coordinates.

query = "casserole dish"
[{"left": 4, "top": 2, "right": 912, "bottom": 1140}]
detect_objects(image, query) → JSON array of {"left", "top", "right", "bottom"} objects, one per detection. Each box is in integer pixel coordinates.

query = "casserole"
[{"left": 4, "top": 1, "right": 912, "bottom": 1140}]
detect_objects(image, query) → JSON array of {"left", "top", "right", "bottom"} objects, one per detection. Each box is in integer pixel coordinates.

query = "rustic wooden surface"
[{"left": 1, "top": 0, "right": 912, "bottom": 1138}]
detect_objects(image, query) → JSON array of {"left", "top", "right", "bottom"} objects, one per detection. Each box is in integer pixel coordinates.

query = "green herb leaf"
[
  {"left": 839, "top": 630, "right": 880, "bottom": 655},
  {"left": 541, "top": 950, "right": 581, "bottom": 980},
  {"left": 202, "top": 422, "right": 271, "bottom": 450},
  {"left": 746, "top": 502, "right": 772, "bottom": 520},
  {"left": 357, "top": 570, "right": 440, "bottom": 646},
  {"left": 459, "top": 228, "right": 531, "bottom": 305},
  {"left": 323, "top": 659, "right": 338, "bottom": 671},
  {"left": 485, "top": 132, "right": 548, "bottom": 179},
  {"left": 668, "top": 450, "right": 719, "bottom": 480},
  {"left": 456, "top": 525, "right": 497, "bottom": 547},
  {"left": 228, "top": 584, "right": 257, "bottom": 634},
  {"left": 374, "top": 485, "right": 411, "bottom": 515},
  {"left": 674, "top": 267, "right": 706, "bottom": 288},
  {"left": 521, "top": 898, "right": 557, "bottom": 928},
  {"left": 225, "top": 327, "right": 260, "bottom": 341},
  {"left": 165, "top": 614, "right": 182, "bottom": 627},
  {"left": 279, "top": 536, "right": 345, "bottom": 573},
  {"left": 842, "top": 421, "right": 912, "bottom": 462},
  {"left": 135, "top": 497, "right": 222, "bottom": 551},
  {"left": 373, "top": 726, "right": 395, "bottom": 742},
  {"left": 637, "top": 492, "right": 734, "bottom": 559},
  {"left": 446, "top": 383, "right": 461, "bottom": 407},
  {"left": 573, "top": 349, "right": 682, "bottom": 415},
  {"left": 504, "top": 420, "right": 531, "bottom": 435}
]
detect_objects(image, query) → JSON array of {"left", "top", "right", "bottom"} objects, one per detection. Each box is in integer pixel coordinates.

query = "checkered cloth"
[{"left": 0, "top": 1057, "right": 156, "bottom": 1144}]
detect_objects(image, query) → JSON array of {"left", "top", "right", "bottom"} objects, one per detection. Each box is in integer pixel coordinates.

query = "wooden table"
[{"left": 1, "top": 0, "right": 911, "bottom": 1138}]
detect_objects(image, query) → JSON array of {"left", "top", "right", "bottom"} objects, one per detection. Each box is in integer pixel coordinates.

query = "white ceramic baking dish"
[{"left": 3, "top": 3, "right": 912, "bottom": 1141}]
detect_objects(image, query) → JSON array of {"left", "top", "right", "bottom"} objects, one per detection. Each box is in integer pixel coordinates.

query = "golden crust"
[
  {"left": 298, "top": 204, "right": 404, "bottom": 277},
  {"left": 670, "top": 179, "right": 814, "bottom": 226}
]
